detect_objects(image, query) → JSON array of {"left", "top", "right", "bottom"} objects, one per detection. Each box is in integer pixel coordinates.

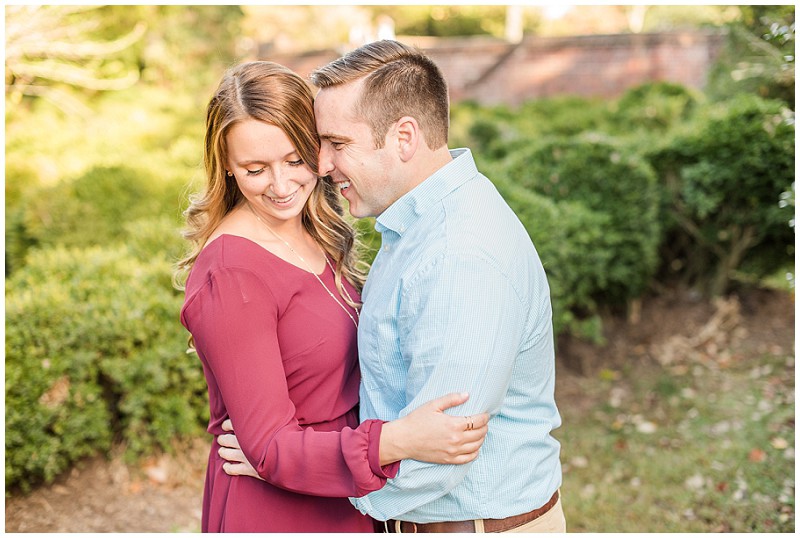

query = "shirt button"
[
  {"left": 400, "top": 225, "right": 406, "bottom": 232},
  {"left": 384, "top": 245, "right": 390, "bottom": 252}
]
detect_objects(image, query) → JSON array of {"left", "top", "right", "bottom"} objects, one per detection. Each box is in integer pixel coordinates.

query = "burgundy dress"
[{"left": 180, "top": 234, "right": 398, "bottom": 532}]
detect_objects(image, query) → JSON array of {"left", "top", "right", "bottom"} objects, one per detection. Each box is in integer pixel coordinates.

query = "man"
[{"left": 223, "top": 40, "right": 565, "bottom": 533}]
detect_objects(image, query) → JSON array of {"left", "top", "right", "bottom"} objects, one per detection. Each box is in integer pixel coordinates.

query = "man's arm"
[{"left": 352, "top": 252, "right": 536, "bottom": 520}]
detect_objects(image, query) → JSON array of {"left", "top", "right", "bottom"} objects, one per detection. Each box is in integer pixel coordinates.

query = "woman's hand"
[
  {"left": 217, "top": 419, "right": 262, "bottom": 480},
  {"left": 379, "top": 392, "right": 489, "bottom": 466}
]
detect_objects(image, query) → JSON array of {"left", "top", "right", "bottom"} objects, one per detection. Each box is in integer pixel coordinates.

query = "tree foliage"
[
  {"left": 648, "top": 94, "right": 795, "bottom": 295},
  {"left": 5, "top": 5, "right": 244, "bottom": 115},
  {"left": 5, "top": 5, "right": 145, "bottom": 114},
  {"left": 707, "top": 5, "right": 795, "bottom": 107}
]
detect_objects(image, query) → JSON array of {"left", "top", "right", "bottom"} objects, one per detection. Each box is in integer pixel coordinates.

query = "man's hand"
[{"left": 217, "top": 419, "right": 262, "bottom": 480}]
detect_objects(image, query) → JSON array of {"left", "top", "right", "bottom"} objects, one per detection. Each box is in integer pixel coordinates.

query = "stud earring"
[{"left": 226, "top": 171, "right": 233, "bottom": 177}]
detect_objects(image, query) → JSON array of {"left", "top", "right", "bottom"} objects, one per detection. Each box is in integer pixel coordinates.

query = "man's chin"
[{"left": 341, "top": 197, "right": 361, "bottom": 218}]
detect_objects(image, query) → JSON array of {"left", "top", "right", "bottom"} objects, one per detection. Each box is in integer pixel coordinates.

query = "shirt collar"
[{"left": 375, "top": 148, "right": 478, "bottom": 236}]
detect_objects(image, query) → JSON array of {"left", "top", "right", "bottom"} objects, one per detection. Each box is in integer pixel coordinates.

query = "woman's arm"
[
  {"left": 184, "top": 266, "right": 395, "bottom": 497},
  {"left": 218, "top": 394, "right": 489, "bottom": 477}
]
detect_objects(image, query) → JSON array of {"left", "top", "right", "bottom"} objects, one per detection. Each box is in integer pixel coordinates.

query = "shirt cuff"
[{"left": 367, "top": 420, "right": 400, "bottom": 479}]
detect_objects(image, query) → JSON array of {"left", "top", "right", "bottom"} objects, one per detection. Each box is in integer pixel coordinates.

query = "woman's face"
[{"left": 225, "top": 118, "right": 317, "bottom": 227}]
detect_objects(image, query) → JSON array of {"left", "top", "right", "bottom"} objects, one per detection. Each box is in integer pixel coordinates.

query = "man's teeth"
[{"left": 339, "top": 181, "right": 351, "bottom": 191}]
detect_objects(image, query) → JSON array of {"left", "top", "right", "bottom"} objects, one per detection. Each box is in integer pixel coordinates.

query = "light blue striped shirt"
[{"left": 351, "top": 148, "right": 562, "bottom": 522}]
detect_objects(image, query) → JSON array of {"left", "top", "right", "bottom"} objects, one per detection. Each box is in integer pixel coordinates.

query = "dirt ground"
[{"left": 4, "top": 287, "right": 794, "bottom": 533}]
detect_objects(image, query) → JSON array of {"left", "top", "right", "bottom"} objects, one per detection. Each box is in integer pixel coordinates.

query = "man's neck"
[{"left": 405, "top": 145, "right": 453, "bottom": 193}]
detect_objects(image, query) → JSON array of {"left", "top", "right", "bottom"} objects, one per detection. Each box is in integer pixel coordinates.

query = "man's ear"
[{"left": 394, "top": 116, "right": 420, "bottom": 162}]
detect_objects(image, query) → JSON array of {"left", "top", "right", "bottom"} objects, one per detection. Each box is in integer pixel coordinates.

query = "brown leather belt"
[{"left": 378, "top": 490, "right": 559, "bottom": 533}]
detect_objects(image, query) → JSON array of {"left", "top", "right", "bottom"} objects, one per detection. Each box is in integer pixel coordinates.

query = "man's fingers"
[
  {"left": 217, "top": 433, "right": 241, "bottom": 449},
  {"left": 221, "top": 419, "right": 234, "bottom": 432}
]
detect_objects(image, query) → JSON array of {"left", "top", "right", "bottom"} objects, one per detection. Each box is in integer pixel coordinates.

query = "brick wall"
[{"left": 260, "top": 30, "right": 726, "bottom": 105}]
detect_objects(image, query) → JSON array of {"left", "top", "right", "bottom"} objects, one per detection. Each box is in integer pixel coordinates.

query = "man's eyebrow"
[{"left": 318, "top": 132, "right": 350, "bottom": 142}]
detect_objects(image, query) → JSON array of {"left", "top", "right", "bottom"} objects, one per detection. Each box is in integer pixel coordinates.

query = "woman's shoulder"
[
  {"left": 198, "top": 233, "right": 265, "bottom": 269},
  {"left": 181, "top": 235, "right": 289, "bottom": 315},
  {"left": 185, "top": 235, "right": 283, "bottom": 293}
]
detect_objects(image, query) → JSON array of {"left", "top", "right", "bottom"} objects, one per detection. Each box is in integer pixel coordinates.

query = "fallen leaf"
[
  {"left": 685, "top": 473, "right": 705, "bottom": 491},
  {"left": 749, "top": 448, "right": 767, "bottom": 462},
  {"left": 599, "top": 368, "right": 619, "bottom": 381},
  {"left": 771, "top": 437, "right": 789, "bottom": 450},
  {"left": 570, "top": 456, "right": 589, "bottom": 468},
  {"left": 636, "top": 421, "right": 657, "bottom": 434}
]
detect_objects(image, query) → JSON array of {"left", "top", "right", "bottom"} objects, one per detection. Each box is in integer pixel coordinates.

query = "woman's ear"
[{"left": 394, "top": 116, "right": 420, "bottom": 162}]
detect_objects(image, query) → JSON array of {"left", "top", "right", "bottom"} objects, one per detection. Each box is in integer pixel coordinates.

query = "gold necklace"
[{"left": 247, "top": 203, "right": 359, "bottom": 329}]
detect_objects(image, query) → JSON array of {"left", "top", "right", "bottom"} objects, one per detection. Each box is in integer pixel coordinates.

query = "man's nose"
[{"left": 318, "top": 144, "right": 334, "bottom": 176}]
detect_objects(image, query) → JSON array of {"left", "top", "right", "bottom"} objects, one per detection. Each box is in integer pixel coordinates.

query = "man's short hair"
[{"left": 310, "top": 40, "right": 449, "bottom": 150}]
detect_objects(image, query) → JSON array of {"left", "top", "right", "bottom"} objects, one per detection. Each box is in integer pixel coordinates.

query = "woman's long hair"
[{"left": 174, "top": 61, "right": 365, "bottom": 305}]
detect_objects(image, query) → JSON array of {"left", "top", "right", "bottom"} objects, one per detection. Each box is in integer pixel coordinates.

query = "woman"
[{"left": 176, "top": 61, "right": 488, "bottom": 533}]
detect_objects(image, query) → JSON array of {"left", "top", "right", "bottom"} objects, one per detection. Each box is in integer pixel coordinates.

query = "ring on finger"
[{"left": 465, "top": 415, "right": 474, "bottom": 431}]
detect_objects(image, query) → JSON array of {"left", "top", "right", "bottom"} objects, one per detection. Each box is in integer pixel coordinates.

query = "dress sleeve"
[{"left": 183, "top": 266, "right": 398, "bottom": 498}]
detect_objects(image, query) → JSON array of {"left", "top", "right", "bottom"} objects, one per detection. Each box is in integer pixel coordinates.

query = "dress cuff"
[{"left": 367, "top": 420, "right": 400, "bottom": 479}]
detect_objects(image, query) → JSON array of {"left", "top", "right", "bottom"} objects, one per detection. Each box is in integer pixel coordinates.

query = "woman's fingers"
[
  {"left": 218, "top": 446, "right": 247, "bottom": 463},
  {"left": 429, "top": 392, "right": 471, "bottom": 412},
  {"left": 217, "top": 433, "right": 240, "bottom": 450},
  {"left": 470, "top": 412, "right": 490, "bottom": 430},
  {"left": 463, "top": 425, "right": 489, "bottom": 444},
  {"left": 223, "top": 462, "right": 264, "bottom": 480}
]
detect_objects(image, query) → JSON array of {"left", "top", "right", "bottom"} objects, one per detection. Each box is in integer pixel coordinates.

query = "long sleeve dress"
[{"left": 180, "top": 234, "right": 398, "bottom": 532}]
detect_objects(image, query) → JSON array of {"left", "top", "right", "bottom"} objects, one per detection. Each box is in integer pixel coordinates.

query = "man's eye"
[{"left": 331, "top": 142, "right": 345, "bottom": 150}]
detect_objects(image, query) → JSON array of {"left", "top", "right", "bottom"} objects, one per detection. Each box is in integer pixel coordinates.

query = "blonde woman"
[{"left": 176, "top": 61, "right": 488, "bottom": 533}]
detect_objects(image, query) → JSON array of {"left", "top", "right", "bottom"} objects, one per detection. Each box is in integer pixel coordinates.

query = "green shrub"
[
  {"left": 498, "top": 134, "right": 663, "bottom": 304},
  {"left": 124, "top": 216, "right": 187, "bottom": 263},
  {"left": 611, "top": 82, "right": 702, "bottom": 134},
  {"left": 5, "top": 245, "right": 206, "bottom": 491},
  {"left": 647, "top": 94, "right": 795, "bottom": 295},
  {"left": 451, "top": 97, "right": 613, "bottom": 159},
  {"left": 7, "top": 165, "right": 184, "bottom": 274},
  {"left": 515, "top": 96, "right": 614, "bottom": 137}
]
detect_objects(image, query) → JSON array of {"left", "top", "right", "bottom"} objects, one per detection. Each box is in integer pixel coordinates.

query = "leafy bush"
[
  {"left": 451, "top": 96, "right": 613, "bottom": 159},
  {"left": 5, "top": 245, "right": 206, "bottom": 491},
  {"left": 515, "top": 96, "right": 614, "bottom": 137},
  {"left": 610, "top": 82, "right": 702, "bottom": 134},
  {"left": 498, "top": 134, "right": 663, "bottom": 305},
  {"left": 7, "top": 165, "right": 184, "bottom": 274},
  {"left": 647, "top": 94, "right": 795, "bottom": 295}
]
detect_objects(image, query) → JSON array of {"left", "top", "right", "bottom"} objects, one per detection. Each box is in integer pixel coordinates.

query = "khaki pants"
[{"left": 475, "top": 496, "right": 566, "bottom": 533}]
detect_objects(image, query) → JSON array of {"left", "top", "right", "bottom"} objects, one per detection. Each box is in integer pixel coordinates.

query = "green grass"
[{"left": 557, "top": 352, "right": 795, "bottom": 532}]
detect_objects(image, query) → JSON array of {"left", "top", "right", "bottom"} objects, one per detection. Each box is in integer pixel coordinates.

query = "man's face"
[{"left": 315, "top": 80, "right": 400, "bottom": 219}]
